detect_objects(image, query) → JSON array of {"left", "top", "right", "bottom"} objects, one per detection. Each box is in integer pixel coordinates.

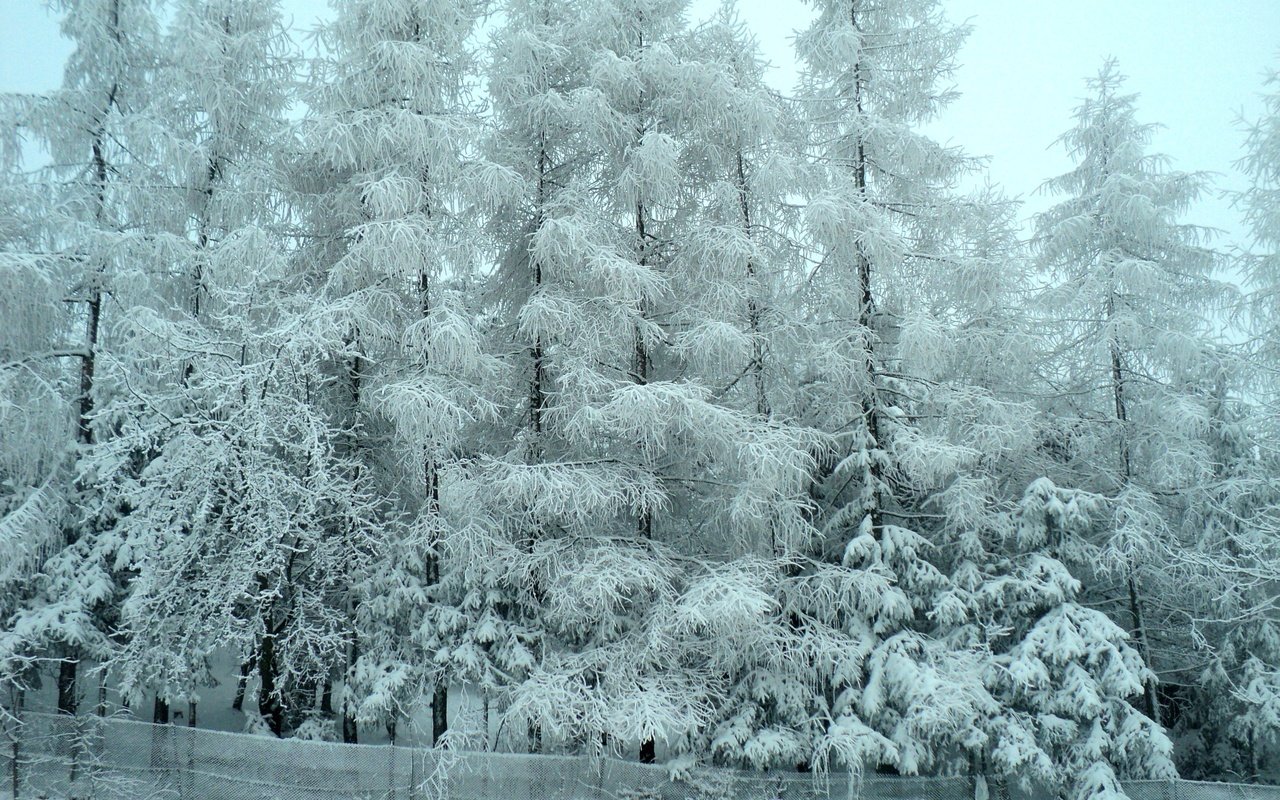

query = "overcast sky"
[{"left": 2, "top": 0, "right": 1277, "bottom": 252}]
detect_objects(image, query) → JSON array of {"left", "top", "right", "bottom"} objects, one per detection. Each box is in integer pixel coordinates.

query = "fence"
[{"left": 4, "top": 712, "right": 1280, "bottom": 800}]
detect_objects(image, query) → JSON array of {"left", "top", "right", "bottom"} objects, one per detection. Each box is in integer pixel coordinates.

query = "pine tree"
[
  {"left": 480, "top": 0, "right": 818, "bottom": 761},
  {"left": 92, "top": 0, "right": 301, "bottom": 729},
  {"left": 0, "top": 0, "right": 164, "bottom": 717},
  {"left": 1032, "top": 60, "right": 1232, "bottom": 731},
  {"left": 1165, "top": 65, "right": 1280, "bottom": 781},
  {"left": 788, "top": 0, "right": 1017, "bottom": 773},
  {"left": 970, "top": 478, "right": 1177, "bottom": 800},
  {"left": 300, "top": 0, "right": 494, "bottom": 744}
]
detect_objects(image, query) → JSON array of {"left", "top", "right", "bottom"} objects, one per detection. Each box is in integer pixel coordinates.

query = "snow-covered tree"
[
  {"left": 299, "top": 0, "right": 495, "bottom": 744},
  {"left": 1162, "top": 65, "right": 1280, "bottom": 781},
  {"left": 966, "top": 478, "right": 1177, "bottom": 800},
  {"left": 0, "top": 0, "right": 166, "bottom": 717},
  {"left": 478, "top": 0, "right": 819, "bottom": 762},
  {"left": 1240, "top": 69, "right": 1280, "bottom": 391},
  {"left": 785, "top": 0, "right": 1027, "bottom": 774},
  {"left": 90, "top": 0, "right": 302, "bottom": 729},
  {"left": 1032, "top": 60, "right": 1233, "bottom": 728}
]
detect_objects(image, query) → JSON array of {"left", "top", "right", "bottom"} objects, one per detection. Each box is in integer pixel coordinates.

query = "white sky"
[{"left": 2, "top": 0, "right": 1277, "bottom": 252}]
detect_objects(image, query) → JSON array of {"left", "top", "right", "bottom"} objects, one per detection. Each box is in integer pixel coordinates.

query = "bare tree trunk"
[
  {"left": 153, "top": 697, "right": 168, "bottom": 725},
  {"left": 95, "top": 671, "right": 107, "bottom": 717},
  {"left": 431, "top": 683, "right": 448, "bottom": 747},
  {"left": 849, "top": 3, "right": 883, "bottom": 541},
  {"left": 57, "top": 659, "right": 79, "bottom": 717},
  {"left": 9, "top": 687, "right": 22, "bottom": 799},
  {"left": 342, "top": 626, "right": 359, "bottom": 744},
  {"left": 58, "top": 0, "right": 122, "bottom": 720},
  {"left": 232, "top": 654, "right": 253, "bottom": 712},
  {"left": 257, "top": 628, "right": 283, "bottom": 737},
  {"left": 1108, "top": 288, "right": 1161, "bottom": 724},
  {"left": 634, "top": 197, "right": 657, "bottom": 764},
  {"left": 340, "top": 352, "right": 362, "bottom": 745},
  {"left": 1128, "top": 572, "right": 1161, "bottom": 721}
]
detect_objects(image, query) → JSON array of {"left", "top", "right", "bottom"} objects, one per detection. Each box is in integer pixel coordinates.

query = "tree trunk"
[
  {"left": 631, "top": 199, "right": 655, "bottom": 770},
  {"left": 9, "top": 687, "right": 23, "bottom": 798},
  {"left": 153, "top": 697, "right": 169, "bottom": 725},
  {"left": 340, "top": 352, "right": 362, "bottom": 745},
  {"left": 257, "top": 631, "right": 283, "bottom": 737},
  {"left": 321, "top": 678, "right": 334, "bottom": 717},
  {"left": 1127, "top": 572, "right": 1161, "bottom": 722},
  {"left": 342, "top": 709, "right": 358, "bottom": 744},
  {"left": 1108, "top": 289, "right": 1160, "bottom": 725},
  {"left": 342, "top": 627, "right": 358, "bottom": 743},
  {"left": 57, "top": 0, "right": 121, "bottom": 718},
  {"left": 232, "top": 654, "right": 253, "bottom": 712},
  {"left": 57, "top": 658, "right": 78, "bottom": 716},
  {"left": 96, "top": 671, "right": 107, "bottom": 717},
  {"left": 187, "top": 700, "right": 197, "bottom": 727},
  {"left": 734, "top": 153, "right": 770, "bottom": 421},
  {"left": 431, "top": 683, "right": 448, "bottom": 746}
]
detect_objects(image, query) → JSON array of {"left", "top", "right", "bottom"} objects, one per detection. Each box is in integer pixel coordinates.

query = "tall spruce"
[
  {"left": 789, "top": 0, "right": 1013, "bottom": 773},
  {"left": 1032, "top": 61, "right": 1231, "bottom": 731}
]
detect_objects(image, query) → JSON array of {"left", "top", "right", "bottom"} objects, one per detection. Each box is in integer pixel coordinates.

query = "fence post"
[
  {"left": 593, "top": 749, "right": 605, "bottom": 800},
  {"left": 387, "top": 739, "right": 397, "bottom": 800},
  {"left": 5, "top": 687, "right": 21, "bottom": 800},
  {"left": 409, "top": 741, "right": 418, "bottom": 800}
]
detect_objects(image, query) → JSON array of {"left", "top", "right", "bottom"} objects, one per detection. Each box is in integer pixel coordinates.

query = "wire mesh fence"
[{"left": 3, "top": 711, "right": 1279, "bottom": 800}]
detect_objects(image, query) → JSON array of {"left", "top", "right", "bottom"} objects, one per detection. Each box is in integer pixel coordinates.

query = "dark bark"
[
  {"left": 58, "top": 1, "right": 122, "bottom": 717},
  {"left": 633, "top": 197, "right": 656, "bottom": 764},
  {"left": 187, "top": 700, "right": 197, "bottom": 728},
  {"left": 257, "top": 631, "right": 283, "bottom": 737},
  {"left": 850, "top": 3, "right": 882, "bottom": 540},
  {"left": 9, "top": 687, "right": 23, "bottom": 797},
  {"left": 530, "top": 146, "right": 548, "bottom": 446},
  {"left": 96, "top": 671, "right": 107, "bottom": 717},
  {"left": 735, "top": 153, "right": 770, "bottom": 420},
  {"left": 339, "top": 352, "right": 361, "bottom": 745},
  {"left": 321, "top": 678, "right": 334, "bottom": 716},
  {"left": 153, "top": 697, "right": 169, "bottom": 725},
  {"left": 342, "top": 629, "right": 358, "bottom": 743},
  {"left": 232, "top": 654, "right": 253, "bottom": 712},
  {"left": 1107, "top": 282, "right": 1160, "bottom": 724},
  {"left": 635, "top": 199, "right": 652, "bottom": 545},
  {"left": 1128, "top": 572, "right": 1161, "bottom": 722},
  {"left": 431, "top": 683, "right": 448, "bottom": 746},
  {"left": 56, "top": 659, "right": 78, "bottom": 716}
]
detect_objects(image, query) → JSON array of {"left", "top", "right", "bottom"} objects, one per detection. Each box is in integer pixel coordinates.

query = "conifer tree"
[
  {"left": 301, "top": 0, "right": 494, "bottom": 744},
  {"left": 0, "top": 0, "right": 163, "bottom": 717},
  {"left": 480, "top": 0, "right": 817, "bottom": 761},
  {"left": 788, "top": 0, "right": 1015, "bottom": 773},
  {"left": 1032, "top": 61, "right": 1231, "bottom": 729},
  {"left": 1165, "top": 65, "right": 1280, "bottom": 781},
  {"left": 94, "top": 0, "right": 302, "bottom": 729}
]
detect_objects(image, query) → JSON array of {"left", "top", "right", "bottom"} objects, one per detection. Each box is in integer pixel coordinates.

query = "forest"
[{"left": 1, "top": 0, "right": 1278, "bottom": 798}]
